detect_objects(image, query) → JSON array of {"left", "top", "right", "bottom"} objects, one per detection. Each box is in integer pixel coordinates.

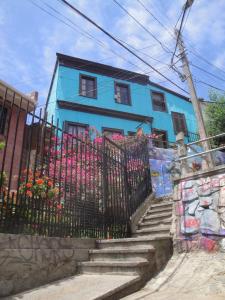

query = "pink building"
[{"left": 0, "top": 80, "right": 37, "bottom": 190}]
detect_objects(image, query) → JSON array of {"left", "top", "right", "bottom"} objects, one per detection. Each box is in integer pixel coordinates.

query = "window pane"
[
  {"left": 152, "top": 129, "right": 167, "bottom": 148},
  {"left": 66, "top": 123, "right": 87, "bottom": 137},
  {"left": 152, "top": 92, "right": 166, "bottom": 112},
  {"left": 120, "top": 86, "right": 129, "bottom": 104},
  {"left": 172, "top": 112, "right": 187, "bottom": 135},
  {"left": 80, "top": 76, "right": 96, "bottom": 98},
  {"left": 115, "top": 83, "right": 130, "bottom": 104},
  {"left": 103, "top": 129, "right": 123, "bottom": 139}
]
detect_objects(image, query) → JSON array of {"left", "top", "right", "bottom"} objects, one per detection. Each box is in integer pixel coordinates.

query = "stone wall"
[
  {"left": 0, "top": 234, "right": 95, "bottom": 297},
  {"left": 172, "top": 169, "right": 225, "bottom": 252}
]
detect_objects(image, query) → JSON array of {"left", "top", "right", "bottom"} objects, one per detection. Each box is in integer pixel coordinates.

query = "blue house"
[{"left": 46, "top": 53, "right": 199, "bottom": 147}]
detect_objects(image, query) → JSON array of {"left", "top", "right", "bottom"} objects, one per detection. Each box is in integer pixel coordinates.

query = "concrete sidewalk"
[
  {"left": 3, "top": 274, "right": 140, "bottom": 300},
  {"left": 123, "top": 252, "right": 225, "bottom": 300}
]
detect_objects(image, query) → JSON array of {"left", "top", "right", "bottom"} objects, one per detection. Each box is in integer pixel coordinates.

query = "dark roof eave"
[
  {"left": 56, "top": 53, "right": 149, "bottom": 85},
  {"left": 57, "top": 100, "right": 153, "bottom": 123}
]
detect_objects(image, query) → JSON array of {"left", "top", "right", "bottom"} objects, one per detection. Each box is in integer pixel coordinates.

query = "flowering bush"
[{"left": 19, "top": 171, "right": 59, "bottom": 199}]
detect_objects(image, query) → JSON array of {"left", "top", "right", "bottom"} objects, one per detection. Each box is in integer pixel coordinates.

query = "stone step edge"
[
  {"left": 150, "top": 202, "right": 173, "bottom": 208},
  {"left": 79, "top": 260, "right": 150, "bottom": 267},
  {"left": 96, "top": 235, "right": 171, "bottom": 244},
  {"left": 143, "top": 212, "right": 172, "bottom": 220},
  {"left": 89, "top": 248, "right": 155, "bottom": 254},
  {"left": 135, "top": 227, "right": 171, "bottom": 234},
  {"left": 138, "top": 219, "right": 171, "bottom": 226},
  {"left": 147, "top": 208, "right": 172, "bottom": 214}
]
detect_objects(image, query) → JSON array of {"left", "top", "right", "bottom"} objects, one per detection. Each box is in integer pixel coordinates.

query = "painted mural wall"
[
  {"left": 173, "top": 173, "right": 225, "bottom": 252},
  {"left": 148, "top": 140, "right": 176, "bottom": 198}
]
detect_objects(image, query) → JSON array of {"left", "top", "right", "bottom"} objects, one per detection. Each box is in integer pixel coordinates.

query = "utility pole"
[{"left": 176, "top": 30, "right": 214, "bottom": 168}]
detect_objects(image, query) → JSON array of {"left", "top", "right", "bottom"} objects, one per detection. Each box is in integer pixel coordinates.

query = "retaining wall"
[
  {"left": 0, "top": 234, "right": 95, "bottom": 297},
  {"left": 172, "top": 166, "right": 225, "bottom": 253}
]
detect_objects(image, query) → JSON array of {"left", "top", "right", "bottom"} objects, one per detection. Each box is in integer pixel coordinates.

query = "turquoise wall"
[{"left": 47, "top": 64, "right": 198, "bottom": 140}]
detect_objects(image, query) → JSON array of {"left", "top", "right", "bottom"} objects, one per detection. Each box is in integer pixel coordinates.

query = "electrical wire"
[
  {"left": 112, "top": 0, "right": 173, "bottom": 54},
  {"left": 136, "top": 0, "right": 175, "bottom": 39},
  {"left": 59, "top": 0, "right": 188, "bottom": 95},
  {"left": 195, "top": 79, "right": 225, "bottom": 93},
  {"left": 191, "top": 63, "right": 225, "bottom": 84},
  {"left": 189, "top": 48, "right": 225, "bottom": 77},
  {"left": 29, "top": 0, "right": 147, "bottom": 74},
  {"left": 170, "top": 0, "right": 189, "bottom": 65}
]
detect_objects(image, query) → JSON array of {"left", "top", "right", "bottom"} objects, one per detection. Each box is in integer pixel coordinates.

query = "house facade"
[
  {"left": 0, "top": 80, "right": 37, "bottom": 189},
  {"left": 46, "top": 53, "right": 199, "bottom": 146}
]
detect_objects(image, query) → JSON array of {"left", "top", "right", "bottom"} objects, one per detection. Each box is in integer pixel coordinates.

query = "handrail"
[
  {"left": 178, "top": 144, "right": 225, "bottom": 161},
  {"left": 187, "top": 132, "right": 225, "bottom": 146}
]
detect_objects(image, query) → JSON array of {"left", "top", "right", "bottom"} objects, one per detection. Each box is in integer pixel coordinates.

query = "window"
[
  {"left": 152, "top": 129, "right": 168, "bottom": 148},
  {"left": 0, "top": 106, "right": 7, "bottom": 135},
  {"left": 151, "top": 91, "right": 167, "bottom": 112},
  {"left": 171, "top": 112, "right": 188, "bottom": 136},
  {"left": 79, "top": 74, "right": 97, "bottom": 98},
  {"left": 65, "top": 121, "right": 89, "bottom": 136},
  {"left": 115, "top": 82, "right": 131, "bottom": 105},
  {"left": 102, "top": 127, "right": 124, "bottom": 139},
  {"left": 128, "top": 131, "right": 136, "bottom": 136}
]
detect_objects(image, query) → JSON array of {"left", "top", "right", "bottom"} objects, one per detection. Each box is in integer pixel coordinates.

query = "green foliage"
[{"left": 205, "top": 91, "right": 225, "bottom": 136}]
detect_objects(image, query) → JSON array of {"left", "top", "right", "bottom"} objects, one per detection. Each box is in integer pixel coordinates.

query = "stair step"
[
  {"left": 134, "top": 226, "right": 171, "bottom": 237},
  {"left": 96, "top": 235, "right": 171, "bottom": 250},
  {"left": 150, "top": 202, "right": 173, "bottom": 210},
  {"left": 147, "top": 207, "right": 172, "bottom": 215},
  {"left": 143, "top": 212, "right": 172, "bottom": 222},
  {"left": 138, "top": 219, "right": 171, "bottom": 229},
  {"left": 78, "top": 260, "right": 152, "bottom": 276},
  {"left": 89, "top": 248, "right": 155, "bottom": 262}
]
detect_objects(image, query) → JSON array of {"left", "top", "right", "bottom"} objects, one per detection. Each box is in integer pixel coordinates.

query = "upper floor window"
[
  {"left": 0, "top": 106, "right": 7, "bottom": 135},
  {"left": 115, "top": 82, "right": 131, "bottom": 105},
  {"left": 128, "top": 131, "right": 136, "bottom": 136},
  {"left": 79, "top": 74, "right": 97, "bottom": 98},
  {"left": 171, "top": 112, "right": 188, "bottom": 136},
  {"left": 151, "top": 91, "right": 167, "bottom": 112},
  {"left": 152, "top": 129, "right": 168, "bottom": 148},
  {"left": 65, "top": 121, "right": 89, "bottom": 137},
  {"left": 102, "top": 127, "right": 124, "bottom": 139}
]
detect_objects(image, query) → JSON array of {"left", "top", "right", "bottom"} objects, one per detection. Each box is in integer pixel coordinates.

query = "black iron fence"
[{"left": 0, "top": 95, "right": 151, "bottom": 238}]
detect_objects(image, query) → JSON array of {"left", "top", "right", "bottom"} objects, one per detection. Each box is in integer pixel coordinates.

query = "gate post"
[{"left": 102, "top": 136, "right": 109, "bottom": 238}]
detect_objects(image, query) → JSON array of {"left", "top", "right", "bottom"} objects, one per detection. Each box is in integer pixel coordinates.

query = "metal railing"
[
  {"left": 177, "top": 131, "right": 225, "bottom": 173},
  {"left": 0, "top": 93, "right": 151, "bottom": 238}
]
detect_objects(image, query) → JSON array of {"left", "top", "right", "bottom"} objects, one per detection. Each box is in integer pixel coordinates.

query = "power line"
[
  {"left": 136, "top": 0, "right": 175, "bottom": 39},
  {"left": 189, "top": 48, "right": 225, "bottom": 77},
  {"left": 112, "top": 0, "right": 173, "bottom": 54},
  {"left": 181, "top": 4, "right": 192, "bottom": 33},
  {"left": 29, "top": 0, "right": 147, "bottom": 74},
  {"left": 59, "top": 0, "right": 188, "bottom": 95},
  {"left": 195, "top": 79, "right": 225, "bottom": 93},
  {"left": 171, "top": 0, "right": 189, "bottom": 65},
  {"left": 191, "top": 63, "right": 225, "bottom": 84}
]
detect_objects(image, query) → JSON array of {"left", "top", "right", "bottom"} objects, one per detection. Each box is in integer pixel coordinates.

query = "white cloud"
[{"left": 2, "top": 0, "right": 225, "bottom": 103}]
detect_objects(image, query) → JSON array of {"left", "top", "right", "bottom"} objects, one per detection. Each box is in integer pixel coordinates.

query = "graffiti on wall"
[
  {"left": 175, "top": 174, "right": 225, "bottom": 252},
  {"left": 148, "top": 141, "right": 177, "bottom": 198}
]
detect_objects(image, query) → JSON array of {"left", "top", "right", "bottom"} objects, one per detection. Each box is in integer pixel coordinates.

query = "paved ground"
[
  {"left": 4, "top": 274, "right": 139, "bottom": 300},
  {"left": 123, "top": 252, "right": 225, "bottom": 300}
]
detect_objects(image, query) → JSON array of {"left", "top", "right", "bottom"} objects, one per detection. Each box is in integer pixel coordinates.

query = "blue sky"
[{"left": 1, "top": 0, "right": 225, "bottom": 108}]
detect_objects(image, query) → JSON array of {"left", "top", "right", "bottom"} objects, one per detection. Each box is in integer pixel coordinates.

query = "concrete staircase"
[
  {"left": 77, "top": 199, "right": 173, "bottom": 299},
  {"left": 9, "top": 199, "right": 173, "bottom": 300}
]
